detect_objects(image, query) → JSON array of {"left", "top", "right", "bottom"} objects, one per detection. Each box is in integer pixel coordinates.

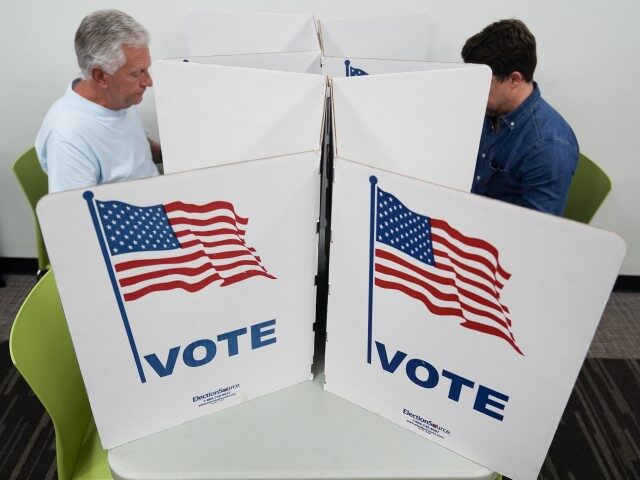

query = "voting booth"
[{"left": 37, "top": 12, "right": 626, "bottom": 480}]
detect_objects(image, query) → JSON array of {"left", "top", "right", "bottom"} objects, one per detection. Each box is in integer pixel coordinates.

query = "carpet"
[{"left": 0, "top": 341, "right": 56, "bottom": 480}]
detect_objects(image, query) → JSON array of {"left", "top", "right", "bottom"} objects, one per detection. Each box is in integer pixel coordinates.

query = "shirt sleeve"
[
  {"left": 518, "top": 140, "right": 579, "bottom": 215},
  {"left": 45, "top": 135, "right": 101, "bottom": 193}
]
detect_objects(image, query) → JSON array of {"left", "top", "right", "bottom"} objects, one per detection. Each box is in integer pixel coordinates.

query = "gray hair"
[{"left": 75, "top": 9, "right": 149, "bottom": 78}]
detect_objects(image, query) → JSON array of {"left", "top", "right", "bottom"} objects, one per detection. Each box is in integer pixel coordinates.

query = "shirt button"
[
  {"left": 476, "top": 176, "right": 481, "bottom": 180},
  {"left": 510, "top": 122, "right": 515, "bottom": 127},
  {"left": 482, "top": 153, "right": 486, "bottom": 158}
]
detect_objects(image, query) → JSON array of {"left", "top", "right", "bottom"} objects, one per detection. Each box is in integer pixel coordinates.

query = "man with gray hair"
[{"left": 36, "top": 9, "right": 160, "bottom": 193}]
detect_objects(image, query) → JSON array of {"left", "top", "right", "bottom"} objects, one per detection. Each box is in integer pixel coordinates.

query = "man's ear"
[
  {"left": 90, "top": 67, "right": 109, "bottom": 89},
  {"left": 509, "top": 71, "right": 525, "bottom": 89}
]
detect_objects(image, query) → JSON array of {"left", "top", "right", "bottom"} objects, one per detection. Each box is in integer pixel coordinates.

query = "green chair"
[
  {"left": 13, "top": 147, "right": 50, "bottom": 277},
  {"left": 563, "top": 153, "right": 612, "bottom": 224},
  {"left": 9, "top": 270, "right": 112, "bottom": 480}
]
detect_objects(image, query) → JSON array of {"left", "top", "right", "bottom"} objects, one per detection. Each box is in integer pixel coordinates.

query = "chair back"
[
  {"left": 13, "top": 147, "right": 50, "bottom": 273},
  {"left": 563, "top": 153, "right": 612, "bottom": 224},
  {"left": 9, "top": 271, "right": 92, "bottom": 480}
]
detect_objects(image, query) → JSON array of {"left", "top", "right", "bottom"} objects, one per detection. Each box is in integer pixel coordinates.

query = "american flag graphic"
[
  {"left": 373, "top": 187, "right": 523, "bottom": 355},
  {"left": 345, "top": 59, "right": 369, "bottom": 77},
  {"left": 95, "top": 199, "right": 275, "bottom": 302}
]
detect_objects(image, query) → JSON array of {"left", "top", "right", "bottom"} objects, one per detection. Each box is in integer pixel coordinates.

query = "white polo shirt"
[{"left": 36, "top": 80, "right": 159, "bottom": 193}]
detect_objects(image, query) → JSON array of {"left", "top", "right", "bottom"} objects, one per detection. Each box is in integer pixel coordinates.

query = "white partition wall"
[
  {"left": 38, "top": 155, "right": 320, "bottom": 448},
  {"left": 325, "top": 158, "right": 625, "bottom": 480},
  {"left": 153, "top": 60, "right": 326, "bottom": 174},
  {"left": 181, "top": 52, "right": 323, "bottom": 74},
  {"left": 331, "top": 64, "right": 491, "bottom": 191},
  {"left": 319, "top": 14, "right": 430, "bottom": 61},
  {"left": 187, "top": 12, "right": 321, "bottom": 56}
]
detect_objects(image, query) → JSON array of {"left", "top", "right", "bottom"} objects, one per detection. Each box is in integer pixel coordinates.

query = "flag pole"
[
  {"left": 367, "top": 176, "right": 378, "bottom": 364},
  {"left": 83, "top": 191, "right": 147, "bottom": 383}
]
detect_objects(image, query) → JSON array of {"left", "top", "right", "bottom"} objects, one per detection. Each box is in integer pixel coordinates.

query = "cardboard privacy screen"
[
  {"left": 186, "top": 12, "right": 321, "bottom": 57},
  {"left": 179, "top": 52, "right": 323, "bottom": 74},
  {"left": 324, "top": 158, "right": 626, "bottom": 480},
  {"left": 186, "top": 12, "right": 429, "bottom": 62},
  {"left": 37, "top": 154, "right": 319, "bottom": 448},
  {"left": 154, "top": 55, "right": 489, "bottom": 189},
  {"left": 159, "top": 11, "right": 489, "bottom": 191},
  {"left": 319, "top": 14, "right": 430, "bottom": 61},
  {"left": 330, "top": 64, "right": 490, "bottom": 190},
  {"left": 153, "top": 59, "right": 327, "bottom": 174}
]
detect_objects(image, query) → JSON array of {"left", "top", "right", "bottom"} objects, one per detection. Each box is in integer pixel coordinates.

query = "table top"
[{"left": 108, "top": 368, "right": 496, "bottom": 480}]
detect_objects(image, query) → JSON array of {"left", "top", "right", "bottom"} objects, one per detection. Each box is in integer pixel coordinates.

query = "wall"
[{"left": 1, "top": 0, "right": 639, "bottom": 273}]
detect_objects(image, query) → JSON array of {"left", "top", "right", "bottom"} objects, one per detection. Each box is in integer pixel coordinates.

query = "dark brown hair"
[{"left": 461, "top": 19, "right": 537, "bottom": 82}]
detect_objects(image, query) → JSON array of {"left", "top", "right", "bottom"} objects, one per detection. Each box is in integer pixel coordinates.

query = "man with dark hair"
[
  {"left": 36, "top": 10, "right": 160, "bottom": 193},
  {"left": 462, "top": 19, "right": 578, "bottom": 215}
]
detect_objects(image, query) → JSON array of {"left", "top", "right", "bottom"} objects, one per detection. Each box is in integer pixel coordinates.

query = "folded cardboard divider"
[
  {"left": 318, "top": 14, "right": 431, "bottom": 61},
  {"left": 186, "top": 12, "right": 321, "bottom": 57},
  {"left": 37, "top": 152, "right": 322, "bottom": 448},
  {"left": 325, "top": 157, "right": 625, "bottom": 480}
]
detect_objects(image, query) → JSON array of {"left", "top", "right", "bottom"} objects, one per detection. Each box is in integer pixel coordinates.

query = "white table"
[{"left": 109, "top": 368, "right": 497, "bottom": 480}]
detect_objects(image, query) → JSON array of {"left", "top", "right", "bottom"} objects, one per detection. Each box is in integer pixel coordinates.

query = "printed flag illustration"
[
  {"left": 367, "top": 178, "right": 522, "bottom": 356},
  {"left": 94, "top": 198, "right": 275, "bottom": 302},
  {"left": 345, "top": 59, "right": 369, "bottom": 77},
  {"left": 83, "top": 191, "right": 276, "bottom": 383}
]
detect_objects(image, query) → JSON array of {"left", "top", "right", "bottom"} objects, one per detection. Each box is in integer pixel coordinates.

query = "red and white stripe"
[
  {"left": 375, "top": 218, "right": 522, "bottom": 355},
  {"left": 114, "top": 201, "right": 275, "bottom": 301}
]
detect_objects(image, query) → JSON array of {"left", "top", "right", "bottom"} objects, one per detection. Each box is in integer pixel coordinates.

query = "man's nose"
[{"left": 142, "top": 70, "right": 153, "bottom": 87}]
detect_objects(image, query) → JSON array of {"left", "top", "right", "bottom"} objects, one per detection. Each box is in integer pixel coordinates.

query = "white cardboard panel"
[
  {"left": 323, "top": 57, "right": 466, "bottom": 78},
  {"left": 331, "top": 65, "right": 491, "bottom": 191},
  {"left": 325, "top": 158, "right": 626, "bottom": 480},
  {"left": 37, "top": 153, "right": 320, "bottom": 448},
  {"left": 187, "top": 11, "right": 320, "bottom": 56},
  {"left": 153, "top": 60, "right": 326, "bottom": 174},
  {"left": 319, "top": 15, "right": 430, "bottom": 61},
  {"left": 182, "top": 52, "right": 323, "bottom": 74}
]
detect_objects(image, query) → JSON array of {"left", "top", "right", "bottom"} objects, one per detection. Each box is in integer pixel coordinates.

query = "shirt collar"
[{"left": 66, "top": 79, "right": 127, "bottom": 118}]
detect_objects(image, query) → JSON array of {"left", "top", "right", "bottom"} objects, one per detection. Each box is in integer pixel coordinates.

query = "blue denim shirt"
[{"left": 471, "top": 84, "right": 579, "bottom": 215}]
